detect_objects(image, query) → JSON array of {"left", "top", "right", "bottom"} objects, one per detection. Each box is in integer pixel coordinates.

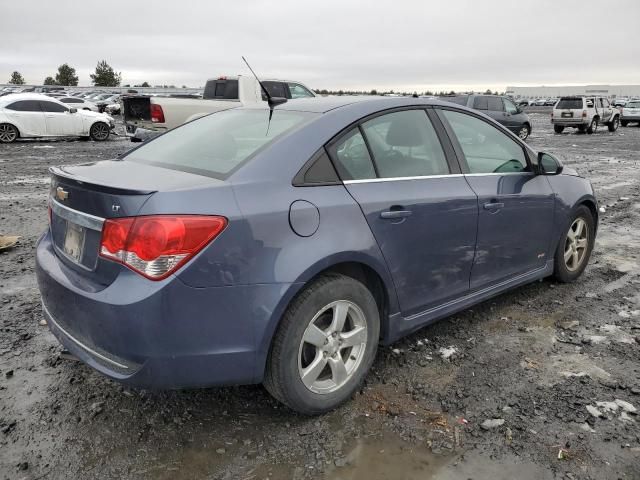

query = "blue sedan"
[{"left": 36, "top": 96, "right": 597, "bottom": 414}]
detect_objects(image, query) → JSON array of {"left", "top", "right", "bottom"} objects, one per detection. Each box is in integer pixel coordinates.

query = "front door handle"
[
  {"left": 483, "top": 201, "right": 505, "bottom": 211},
  {"left": 380, "top": 209, "right": 412, "bottom": 219}
]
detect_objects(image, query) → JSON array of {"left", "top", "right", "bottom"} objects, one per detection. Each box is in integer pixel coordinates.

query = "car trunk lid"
[{"left": 48, "top": 160, "right": 217, "bottom": 279}]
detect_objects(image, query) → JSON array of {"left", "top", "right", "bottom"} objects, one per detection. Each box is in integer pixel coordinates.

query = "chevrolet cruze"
[{"left": 36, "top": 97, "right": 597, "bottom": 414}]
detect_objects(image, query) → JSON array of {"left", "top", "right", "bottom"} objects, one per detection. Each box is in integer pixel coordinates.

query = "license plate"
[
  {"left": 561, "top": 112, "right": 573, "bottom": 118},
  {"left": 63, "top": 222, "right": 85, "bottom": 262}
]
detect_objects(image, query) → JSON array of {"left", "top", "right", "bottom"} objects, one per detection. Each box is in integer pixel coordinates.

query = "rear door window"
[
  {"left": 330, "top": 128, "right": 376, "bottom": 181},
  {"left": 487, "top": 97, "right": 503, "bottom": 111},
  {"left": 361, "top": 110, "right": 449, "bottom": 178},
  {"left": 5, "top": 100, "right": 42, "bottom": 111},
  {"left": 473, "top": 96, "right": 489, "bottom": 110},
  {"left": 440, "top": 109, "right": 529, "bottom": 174}
]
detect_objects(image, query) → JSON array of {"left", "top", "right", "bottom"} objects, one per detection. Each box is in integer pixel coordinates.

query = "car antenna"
[{"left": 242, "top": 56, "right": 287, "bottom": 133}]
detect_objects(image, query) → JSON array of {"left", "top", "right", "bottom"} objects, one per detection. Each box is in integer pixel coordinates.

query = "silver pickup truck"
[{"left": 122, "top": 75, "right": 315, "bottom": 141}]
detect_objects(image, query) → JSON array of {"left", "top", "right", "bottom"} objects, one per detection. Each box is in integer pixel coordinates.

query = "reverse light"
[
  {"left": 150, "top": 103, "right": 165, "bottom": 123},
  {"left": 99, "top": 215, "right": 227, "bottom": 280}
]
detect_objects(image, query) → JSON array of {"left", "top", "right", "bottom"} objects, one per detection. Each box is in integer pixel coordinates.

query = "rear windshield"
[
  {"left": 626, "top": 101, "right": 640, "bottom": 108},
  {"left": 203, "top": 80, "right": 239, "bottom": 100},
  {"left": 126, "top": 109, "right": 314, "bottom": 179},
  {"left": 557, "top": 98, "right": 583, "bottom": 109}
]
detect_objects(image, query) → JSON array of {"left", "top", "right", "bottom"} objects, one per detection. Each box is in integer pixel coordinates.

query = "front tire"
[
  {"left": 264, "top": 274, "right": 380, "bottom": 415},
  {"left": 554, "top": 125, "right": 564, "bottom": 134},
  {"left": 553, "top": 205, "right": 595, "bottom": 283},
  {"left": 517, "top": 125, "right": 530, "bottom": 140},
  {"left": 89, "top": 122, "right": 110, "bottom": 141},
  {"left": 608, "top": 116, "right": 619, "bottom": 132},
  {"left": 0, "top": 123, "right": 19, "bottom": 143}
]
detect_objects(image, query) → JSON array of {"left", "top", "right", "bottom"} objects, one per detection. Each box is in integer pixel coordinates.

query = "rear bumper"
[
  {"left": 552, "top": 118, "right": 588, "bottom": 126},
  {"left": 36, "top": 230, "right": 294, "bottom": 389}
]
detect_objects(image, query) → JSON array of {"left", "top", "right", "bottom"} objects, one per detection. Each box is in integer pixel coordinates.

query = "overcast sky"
[{"left": 1, "top": 0, "right": 638, "bottom": 92}]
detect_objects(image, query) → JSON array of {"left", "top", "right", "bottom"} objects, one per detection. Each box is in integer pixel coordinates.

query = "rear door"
[
  {"left": 437, "top": 108, "right": 555, "bottom": 289},
  {"left": 3, "top": 100, "right": 46, "bottom": 136},
  {"left": 329, "top": 108, "right": 478, "bottom": 316}
]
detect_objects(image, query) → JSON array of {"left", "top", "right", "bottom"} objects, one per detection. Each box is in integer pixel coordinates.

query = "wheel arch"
[
  {"left": 0, "top": 122, "right": 21, "bottom": 138},
  {"left": 254, "top": 256, "right": 399, "bottom": 382}
]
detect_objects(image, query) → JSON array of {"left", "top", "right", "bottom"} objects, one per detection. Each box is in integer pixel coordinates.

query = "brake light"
[
  {"left": 99, "top": 215, "right": 227, "bottom": 280},
  {"left": 582, "top": 110, "right": 587, "bottom": 118},
  {"left": 150, "top": 103, "right": 165, "bottom": 123}
]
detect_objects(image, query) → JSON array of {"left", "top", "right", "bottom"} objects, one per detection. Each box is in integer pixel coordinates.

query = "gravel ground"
[{"left": 1, "top": 113, "right": 639, "bottom": 480}]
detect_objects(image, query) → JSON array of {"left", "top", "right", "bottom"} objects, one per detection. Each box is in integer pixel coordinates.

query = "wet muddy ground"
[{"left": 1, "top": 113, "right": 639, "bottom": 479}]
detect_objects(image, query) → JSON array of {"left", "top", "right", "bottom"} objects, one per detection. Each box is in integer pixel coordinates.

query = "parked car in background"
[
  {"left": 545, "top": 98, "right": 559, "bottom": 106},
  {"left": 0, "top": 93, "right": 114, "bottom": 143},
  {"left": 440, "top": 94, "right": 532, "bottom": 139},
  {"left": 93, "top": 94, "right": 120, "bottom": 113},
  {"left": 35, "top": 96, "right": 598, "bottom": 414},
  {"left": 122, "top": 75, "right": 315, "bottom": 140},
  {"left": 552, "top": 96, "right": 620, "bottom": 134},
  {"left": 621, "top": 100, "right": 640, "bottom": 126},
  {"left": 534, "top": 98, "right": 548, "bottom": 106},
  {"left": 59, "top": 96, "right": 100, "bottom": 112}
]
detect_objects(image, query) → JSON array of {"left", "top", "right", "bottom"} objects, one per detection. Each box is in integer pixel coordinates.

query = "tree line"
[{"left": 7, "top": 61, "right": 134, "bottom": 87}]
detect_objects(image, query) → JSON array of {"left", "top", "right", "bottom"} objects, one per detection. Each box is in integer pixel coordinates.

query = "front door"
[
  {"left": 39, "top": 100, "right": 76, "bottom": 136},
  {"left": 328, "top": 109, "right": 478, "bottom": 316},
  {"left": 438, "top": 108, "right": 555, "bottom": 289}
]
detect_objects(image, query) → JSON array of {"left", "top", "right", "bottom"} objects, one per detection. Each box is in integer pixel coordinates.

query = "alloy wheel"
[
  {"left": 0, "top": 124, "right": 17, "bottom": 143},
  {"left": 91, "top": 123, "right": 110, "bottom": 140},
  {"left": 298, "top": 300, "right": 368, "bottom": 394},
  {"left": 518, "top": 126, "right": 529, "bottom": 140},
  {"left": 564, "top": 217, "right": 589, "bottom": 272}
]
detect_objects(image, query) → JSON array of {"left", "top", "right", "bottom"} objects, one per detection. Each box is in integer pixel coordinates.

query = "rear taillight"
[
  {"left": 99, "top": 215, "right": 227, "bottom": 280},
  {"left": 582, "top": 110, "right": 587, "bottom": 118},
  {"left": 150, "top": 103, "right": 165, "bottom": 123}
]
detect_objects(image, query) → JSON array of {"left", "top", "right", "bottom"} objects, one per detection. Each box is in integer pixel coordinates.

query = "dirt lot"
[{"left": 1, "top": 113, "right": 639, "bottom": 480}]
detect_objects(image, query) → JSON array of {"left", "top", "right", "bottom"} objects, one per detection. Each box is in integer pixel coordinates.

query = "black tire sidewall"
[
  {"left": 90, "top": 122, "right": 109, "bottom": 141},
  {"left": 554, "top": 205, "right": 595, "bottom": 282},
  {"left": 0, "top": 124, "right": 18, "bottom": 143},
  {"left": 268, "top": 275, "right": 380, "bottom": 414}
]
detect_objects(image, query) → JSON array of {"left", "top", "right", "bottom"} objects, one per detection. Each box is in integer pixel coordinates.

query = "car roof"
[
  {"left": 265, "top": 95, "right": 451, "bottom": 114},
  {"left": 0, "top": 93, "right": 63, "bottom": 104}
]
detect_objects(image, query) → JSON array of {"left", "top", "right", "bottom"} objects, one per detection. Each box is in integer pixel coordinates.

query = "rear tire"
[
  {"left": 0, "top": 123, "right": 19, "bottom": 143},
  {"left": 264, "top": 274, "right": 380, "bottom": 415},
  {"left": 586, "top": 118, "right": 598, "bottom": 134},
  {"left": 89, "top": 122, "right": 110, "bottom": 141},
  {"left": 553, "top": 125, "right": 564, "bottom": 134},
  {"left": 608, "top": 116, "right": 619, "bottom": 132},
  {"left": 620, "top": 120, "right": 628, "bottom": 127},
  {"left": 553, "top": 205, "right": 595, "bottom": 283}
]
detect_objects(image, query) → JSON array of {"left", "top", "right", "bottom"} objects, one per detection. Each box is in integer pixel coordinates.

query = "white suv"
[
  {"left": 551, "top": 96, "right": 620, "bottom": 134},
  {"left": 621, "top": 100, "right": 640, "bottom": 127}
]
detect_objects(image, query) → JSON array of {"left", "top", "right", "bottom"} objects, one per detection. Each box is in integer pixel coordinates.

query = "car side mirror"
[
  {"left": 69, "top": 108, "right": 77, "bottom": 114},
  {"left": 538, "top": 152, "right": 563, "bottom": 175}
]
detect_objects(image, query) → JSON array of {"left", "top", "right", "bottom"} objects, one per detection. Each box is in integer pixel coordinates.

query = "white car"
[
  {"left": 621, "top": 100, "right": 640, "bottom": 127},
  {"left": 58, "top": 96, "right": 99, "bottom": 112},
  {"left": 0, "top": 93, "right": 114, "bottom": 143}
]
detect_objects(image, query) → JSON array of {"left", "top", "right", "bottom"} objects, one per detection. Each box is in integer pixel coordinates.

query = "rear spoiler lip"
[{"left": 49, "top": 166, "right": 157, "bottom": 196}]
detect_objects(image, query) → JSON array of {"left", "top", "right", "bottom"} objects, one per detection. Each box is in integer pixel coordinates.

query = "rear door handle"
[
  {"left": 380, "top": 210, "right": 412, "bottom": 219},
  {"left": 483, "top": 202, "right": 505, "bottom": 210}
]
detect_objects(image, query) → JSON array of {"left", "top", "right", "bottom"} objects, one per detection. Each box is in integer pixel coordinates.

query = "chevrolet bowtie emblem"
[{"left": 56, "top": 186, "right": 69, "bottom": 201}]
